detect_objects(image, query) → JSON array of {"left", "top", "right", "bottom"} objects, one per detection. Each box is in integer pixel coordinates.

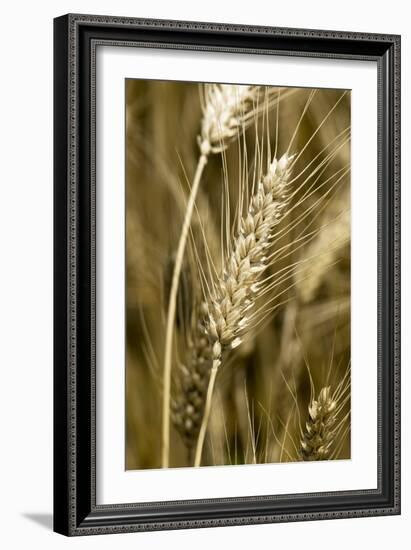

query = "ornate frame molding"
[{"left": 53, "top": 14, "right": 400, "bottom": 536}]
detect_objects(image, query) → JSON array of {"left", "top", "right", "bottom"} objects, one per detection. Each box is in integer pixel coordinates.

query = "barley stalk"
[
  {"left": 162, "top": 155, "right": 207, "bottom": 467},
  {"left": 206, "top": 153, "right": 293, "bottom": 366},
  {"left": 193, "top": 153, "right": 294, "bottom": 466},
  {"left": 162, "top": 84, "right": 261, "bottom": 467},
  {"left": 300, "top": 386, "right": 337, "bottom": 461}
]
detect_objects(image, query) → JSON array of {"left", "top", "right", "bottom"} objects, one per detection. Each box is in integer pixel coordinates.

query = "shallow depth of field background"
[{"left": 125, "top": 80, "right": 351, "bottom": 470}]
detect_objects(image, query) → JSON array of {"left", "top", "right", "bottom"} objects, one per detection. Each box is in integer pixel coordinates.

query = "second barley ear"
[{"left": 300, "top": 386, "right": 337, "bottom": 461}]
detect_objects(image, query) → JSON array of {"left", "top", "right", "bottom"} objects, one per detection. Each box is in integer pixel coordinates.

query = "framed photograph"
[{"left": 53, "top": 14, "right": 401, "bottom": 536}]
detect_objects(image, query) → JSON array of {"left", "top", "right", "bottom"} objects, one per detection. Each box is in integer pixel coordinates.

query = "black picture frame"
[{"left": 53, "top": 13, "right": 401, "bottom": 536}]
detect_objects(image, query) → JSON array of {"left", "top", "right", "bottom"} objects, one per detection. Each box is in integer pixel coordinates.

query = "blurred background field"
[{"left": 125, "top": 79, "right": 351, "bottom": 470}]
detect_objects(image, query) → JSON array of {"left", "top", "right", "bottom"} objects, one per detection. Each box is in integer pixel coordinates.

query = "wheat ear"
[
  {"left": 300, "top": 386, "right": 337, "bottom": 461},
  {"left": 171, "top": 316, "right": 212, "bottom": 450},
  {"left": 193, "top": 153, "right": 293, "bottom": 466},
  {"left": 162, "top": 84, "right": 261, "bottom": 467}
]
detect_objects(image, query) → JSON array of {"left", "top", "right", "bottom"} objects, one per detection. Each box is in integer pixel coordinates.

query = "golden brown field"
[{"left": 125, "top": 80, "right": 351, "bottom": 470}]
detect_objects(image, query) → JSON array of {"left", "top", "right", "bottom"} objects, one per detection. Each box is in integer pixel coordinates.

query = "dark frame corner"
[{"left": 54, "top": 13, "right": 400, "bottom": 536}]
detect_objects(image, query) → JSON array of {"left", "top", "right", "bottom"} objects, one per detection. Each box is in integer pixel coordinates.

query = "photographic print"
[
  {"left": 54, "top": 15, "right": 400, "bottom": 534},
  {"left": 125, "top": 81, "right": 351, "bottom": 470}
]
